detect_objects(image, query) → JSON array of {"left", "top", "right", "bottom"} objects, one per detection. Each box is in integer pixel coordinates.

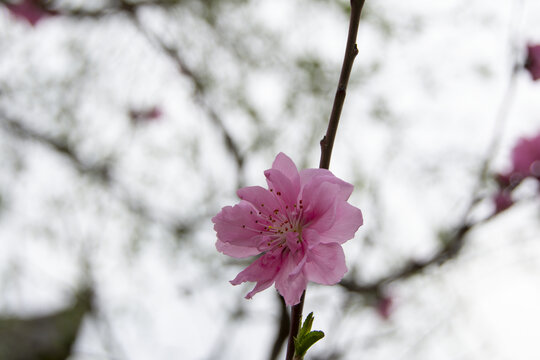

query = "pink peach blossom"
[
  {"left": 6, "top": 0, "right": 57, "bottom": 26},
  {"left": 493, "top": 191, "right": 513, "bottom": 214},
  {"left": 525, "top": 44, "right": 540, "bottom": 81},
  {"left": 510, "top": 132, "right": 540, "bottom": 180},
  {"left": 376, "top": 295, "right": 393, "bottom": 320},
  {"left": 495, "top": 131, "right": 540, "bottom": 210},
  {"left": 129, "top": 106, "right": 163, "bottom": 125},
  {"left": 212, "top": 153, "right": 363, "bottom": 305}
]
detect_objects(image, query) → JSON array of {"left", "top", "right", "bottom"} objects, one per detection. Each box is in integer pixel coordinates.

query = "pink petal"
[
  {"left": 212, "top": 201, "right": 262, "bottom": 250},
  {"left": 317, "top": 202, "right": 363, "bottom": 244},
  {"left": 272, "top": 153, "right": 300, "bottom": 185},
  {"left": 230, "top": 251, "right": 282, "bottom": 299},
  {"left": 493, "top": 191, "right": 513, "bottom": 214},
  {"left": 274, "top": 250, "right": 308, "bottom": 305},
  {"left": 7, "top": 0, "right": 55, "bottom": 26},
  {"left": 526, "top": 44, "right": 540, "bottom": 81},
  {"left": 264, "top": 168, "right": 299, "bottom": 207},
  {"left": 237, "top": 186, "right": 281, "bottom": 216},
  {"left": 216, "top": 239, "right": 260, "bottom": 258},
  {"left": 299, "top": 169, "right": 354, "bottom": 201},
  {"left": 301, "top": 181, "right": 341, "bottom": 232},
  {"left": 510, "top": 132, "right": 540, "bottom": 178},
  {"left": 304, "top": 242, "right": 347, "bottom": 285}
]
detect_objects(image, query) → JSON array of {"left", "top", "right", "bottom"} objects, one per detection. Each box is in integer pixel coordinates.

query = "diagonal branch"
[
  {"left": 0, "top": 111, "right": 111, "bottom": 183},
  {"left": 286, "top": 1, "right": 366, "bottom": 360},
  {"left": 125, "top": 8, "right": 245, "bottom": 184},
  {"left": 340, "top": 222, "right": 472, "bottom": 295},
  {"left": 269, "top": 295, "right": 290, "bottom": 360},
  {"left": 338, "top": 36, "right": 523, "bottom": 298},
  {"left": 0, "top": 110, "right": 196, "bottom": 238}
]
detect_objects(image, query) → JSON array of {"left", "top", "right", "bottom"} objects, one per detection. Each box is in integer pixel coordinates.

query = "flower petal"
[
  {"left": 272, "top": 153, "right": 300, "bottom": 185},
  {"left": 301, "top": 181, "right": 340, "bottom": 232},
  {"left": 216, "top": 239, "right": 260, "bottom": 258},
  {"left": 264, "top": 168, "right": 299, "bottom": 207},
  {"left": 212, "top": 201, "right": 263, "bottom": 250},
  {"left": 317, "top": 202, "right": 363, "bottom": 244},
  {"left": 299, "top": 168, "right": 354, "bottom": 200},
  {"left": 304, "top": 242, "right": 347, "bottom": 285},
  {"left": 274, "top": 249, "right": 308, "bottom": 305},
  {"left": 237, "top": 186, "right": 281, "bottom": 217},
  {"left": 230, "top": 251, "right": 282, "bottom": 299}
]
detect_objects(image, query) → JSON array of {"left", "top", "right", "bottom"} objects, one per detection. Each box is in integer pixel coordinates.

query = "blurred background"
[{"left": 0, "top": 0, "right": 540, "bottom": 359}]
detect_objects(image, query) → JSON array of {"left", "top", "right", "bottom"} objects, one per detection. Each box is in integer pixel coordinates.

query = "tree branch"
[
  {"left": 319, "top": 0, "right": 365, "bottom": 170},
  {"left": 339, "top": 222, "right": 472, "bottom": 295},
  {"left": 268, "top": 295, "right": 290, "bottom": 360},
  {"left": 0, "top": 111, "right": 196, "bottom": 239},
  {"left": 285, "top": 1, "right": 366, "bottom": 359},
  {"left": 338, "top": 52, "right": 522, "bottom": 298},
  {"left": 125, "top": 9, "right": 246, "bottom": 186}
]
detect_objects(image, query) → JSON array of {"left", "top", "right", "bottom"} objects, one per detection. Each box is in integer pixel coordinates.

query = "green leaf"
[{"left": 293, "top": 312, "right": 325, "bottom": 359}]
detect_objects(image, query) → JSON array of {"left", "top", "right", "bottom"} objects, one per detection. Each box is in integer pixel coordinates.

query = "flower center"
[{"left": 243, "top": 198, "right": 306, "bottom": 252}]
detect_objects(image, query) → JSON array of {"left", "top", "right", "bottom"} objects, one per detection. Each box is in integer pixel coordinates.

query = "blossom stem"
[
  {"left": 285, "top": 291, "right": 305, "bottom": 360},
  {"left": 319, "top": 0, "right": 366, "bottom": 170},
  {"left": 284, "top": 1, "right": 366, "bottom": 359}
]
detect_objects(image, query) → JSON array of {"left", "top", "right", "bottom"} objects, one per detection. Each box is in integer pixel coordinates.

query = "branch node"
[{"left": 352, "top": 44, "right": 359, "bottom": 56}]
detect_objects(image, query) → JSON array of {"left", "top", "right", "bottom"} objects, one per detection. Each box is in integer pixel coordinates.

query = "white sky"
[{"left": 0, "top": 0, "right": 540, "bottom": 359}]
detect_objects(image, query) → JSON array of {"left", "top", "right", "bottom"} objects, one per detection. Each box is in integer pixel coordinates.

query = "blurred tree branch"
[
  {"left": 126, "top": 10, "right": 246, "bottom": 185},
  {"left": 0, "top": 110, "right": 197, "bottom": 239},
  {"left": 0, "top": 110, "right": 112, "bottom": 183},
  {"left": 339, "top": 53, "right": 522, "bottom": 299},
  {"left": 0, "top": 286, "right": 93, "bottom": 360},
  {"left": 12, "top": 0, "right": 247, "bottom": 186},
  {"left": 340, "top": 222, "right": 472, "bottom": 296},
  {"left": 268, "top": 295, "right": 290, "bottom": 360}
]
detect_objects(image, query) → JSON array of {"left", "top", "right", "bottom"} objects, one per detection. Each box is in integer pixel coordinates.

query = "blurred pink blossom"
[
  {"left": 6, "top": 0, "right": 57, "bottom": 26},
  {"left": 497, "top": 131, "right": 540, "bottom": 190},
  {"left": 212, "top": 153, "right": 363, "bottom": 305},
  {"left": 525, "top": 44, "right": 540, "bottom": 81},
  {"left": 509, "top": 131, "right": 540, "bottom": 181},
  {"left": 129, "top": 106, "right": 163, "bottom": 125},
  {"left": 375, "top": 295, "right": 393, "bottom": 320},
  {"left": 493, "top": 191, "right": 513, "bottom": 214}
]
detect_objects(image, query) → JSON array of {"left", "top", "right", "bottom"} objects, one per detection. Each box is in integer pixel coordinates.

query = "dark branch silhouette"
[{"left": 286, "top": 1, "right": 367, "bottom": 359}]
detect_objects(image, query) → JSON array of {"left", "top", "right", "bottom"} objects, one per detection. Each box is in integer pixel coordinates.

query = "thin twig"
[
  {"left": 285, "top": 1, "right": 366, "bottom": 359},
  {"left": 0, "top": 111, "right": 197, "bottom": 238},
  {"left": 126, "top": 9, "right": 245, "bottom": 186},
  {"left": 319, "top": 0, "right": 366, "bottom": 170},
  {"left": 339, "top": 61, "right": 522, "bottom": 298},
  {"left": 340, "top": 222, "right": 472, "bottom": 295},
  {"left": 269, "top": 295, "right": 290, "bottom": 360},
  {"left": 9, "top": 0, "right": 246, "bottom": 184},
  {"left": 285, "top": 291, "right": 305, "bottom": 360},
  {"left": 0, "top": 111, "right": 111, "bottom": 183}
]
